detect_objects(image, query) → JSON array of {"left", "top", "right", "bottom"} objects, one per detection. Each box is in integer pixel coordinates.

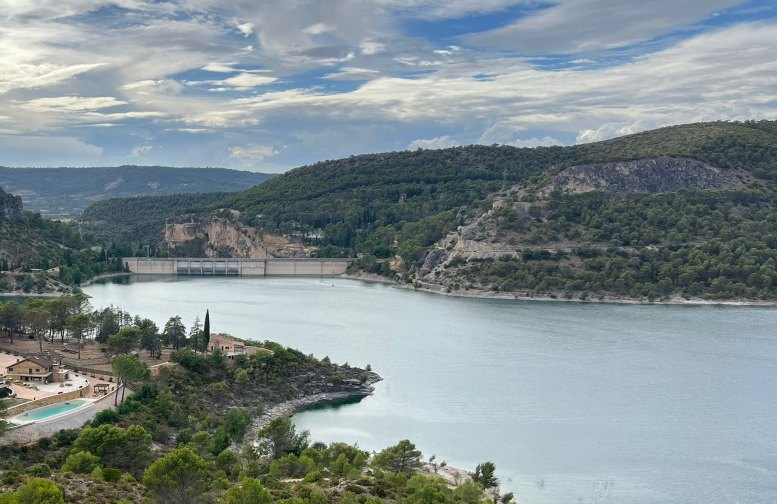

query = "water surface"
[{"left": 84, "top": 276, "right": 777, "bottom": 504}]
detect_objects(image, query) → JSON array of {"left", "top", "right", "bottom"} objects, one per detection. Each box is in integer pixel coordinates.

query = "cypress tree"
[{"left": 203, "top": 309, "right": 210, "bottom": 353}]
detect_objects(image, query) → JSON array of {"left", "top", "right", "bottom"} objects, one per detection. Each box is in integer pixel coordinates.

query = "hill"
[
  {"left": 80, "top": 192, "right": 232, "bottom": 245},
  {"left": 0, "top": 166, "right": 273, "bottom": 219},
  {"left": 83, "top": 120, "right": 777, "bottom": 301}
]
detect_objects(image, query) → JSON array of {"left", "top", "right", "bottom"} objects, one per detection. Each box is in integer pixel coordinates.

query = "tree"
[
  {"left": 143, "top": 447, "right": 211, "bottom": 504},
  {"left": 108, "top": 326, "right": 141, "bottom": 355},
  {"left": 163, "top": 315, "right": 186, "bottom": 350},
  {"left": 373, "top": 439, "right": 422, "bottom": 474},
  {"left": 258, "top": 417, "right": 310, "bottom": 460},
  {"left": 0, "top": 301, "right": 23, "bottom": 343},
  {"left": 14, "top": 478, "right": 64, "bottom": 504},
  {"left": 202, "top": 309, "right": 210, "bottom": 353},
  {"left": 61, "top": 451, "right": 101, "bottom": 474},
  {"left": 222, "top": 477, "right": 272, "bottom": 504},
  {"left": 66, "top": 313, "right": 92, "bottom": 360},
  {"left": 189, "top": 316, "right": 202, "bottom": 354},
  {"left": 72, "top": 424, "right": 152, "bottom": 478},
  {"left": 473, "top": 461, "right": 499, "bottom": 490},
  {"left": 23, "top": 304, "right": 50, "bottom": 352},
  {"left": 138, "top": 318, "right": 162, "bottom": 358},
  {"left": 111, "top": 354, "right": 150, "bottom": 405}
]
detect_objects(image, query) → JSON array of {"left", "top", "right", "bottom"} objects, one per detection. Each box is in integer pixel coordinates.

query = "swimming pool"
[{"left": 8, "top": 399, "right": 91, "bottom": 424}]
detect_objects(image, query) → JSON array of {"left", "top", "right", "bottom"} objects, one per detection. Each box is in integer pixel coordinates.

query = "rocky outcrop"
[
  {"left": 0, "top": 187, "right": 24, "bottom": 222},
  {"left": 542, "top": 157, "right": 749, "bottom": 195},
  {"left": 163, "top": 214, "right": 313, "bottom": 258}
]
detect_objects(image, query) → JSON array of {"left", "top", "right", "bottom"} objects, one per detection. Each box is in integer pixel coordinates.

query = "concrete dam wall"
[{"left": 124, "top": 257, "right": 352, "bottom": 277}]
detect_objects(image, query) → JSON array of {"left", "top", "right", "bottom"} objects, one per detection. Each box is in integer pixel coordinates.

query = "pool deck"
[
  {"left": 7, "top": 399, "right": 94, "bottom": 426},
  {"left": 1, "top": 351, "right": 116, "bottom": 401}
]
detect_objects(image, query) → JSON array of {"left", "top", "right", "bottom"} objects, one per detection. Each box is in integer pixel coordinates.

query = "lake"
[{"left": 84, "top": 275, "right": 777, "bottom": 504}]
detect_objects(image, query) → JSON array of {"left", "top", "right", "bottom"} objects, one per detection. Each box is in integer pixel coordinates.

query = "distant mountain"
[{"left": 0, "top": 166, "right": 273, "bottom": 219}]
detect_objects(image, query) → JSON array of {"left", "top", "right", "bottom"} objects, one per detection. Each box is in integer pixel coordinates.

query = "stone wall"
[{"left": 4, "top": 386, "right": 86, "bottom": 416}]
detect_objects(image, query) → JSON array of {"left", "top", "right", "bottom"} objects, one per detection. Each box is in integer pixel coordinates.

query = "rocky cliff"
[
  {"left": 412, "top": 156, "right": 759, "bottom": 293},
  {"left": 541, "top": 157, "right": 749, "bottom": 195},
  {"left": 163, "top": 214, "right": 313, "bottom": 258},
  {"left": 0, "top": 186, "right": 24, "bottom": 222}
]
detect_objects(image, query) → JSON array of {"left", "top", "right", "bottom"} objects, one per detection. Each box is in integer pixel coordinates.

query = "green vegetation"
[
  {"left": 0, "top": 166, "right": 272, "bottom": 219},
  {"left": 216, "top": 120, "right": 777, "bottom": 263},
  {"left": 448, "top": 185, "right": 777, "bottom": 301},
  {"left": 80, "top": 192, "right": 233, "bottom": 245}
]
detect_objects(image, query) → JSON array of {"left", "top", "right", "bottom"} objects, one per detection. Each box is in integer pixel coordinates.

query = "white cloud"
[
  {"left": 304, "top": 22, "right": 335, "bottom": 36},
  {"left": 21, "top": 96, "right": 126, "bottom": 112},
  {"left": 407, "top": 135, "right": 460, "bottom": 150},
  {"left": 220, "top": 73, "right": 278, "bottom": 89},
  {"left": 228, "top": 144, "right": 278, "bottom": 162},
  {"left": 132, "top": 144, "right": 153, "bottom": 157},
  {"left": 236, "top": 22, "right": 255, "bottom": 37}
]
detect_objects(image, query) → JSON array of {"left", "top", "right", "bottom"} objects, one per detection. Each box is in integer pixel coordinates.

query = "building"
[
  {"left": 5, "top": 357, "right": 68, "bottom": 384},
  {"left": 208, "top": 334, "right": 263, "bottom": 361}
]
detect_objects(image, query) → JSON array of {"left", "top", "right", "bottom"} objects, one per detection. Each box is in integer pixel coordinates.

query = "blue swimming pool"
[{"left": 9, "top": 399, "right": 90, "bottom": 423}]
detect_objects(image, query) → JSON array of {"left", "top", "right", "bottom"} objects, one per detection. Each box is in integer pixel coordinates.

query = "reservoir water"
[{"left": 84, "top": 276, "right": 777, "bottom": 504}]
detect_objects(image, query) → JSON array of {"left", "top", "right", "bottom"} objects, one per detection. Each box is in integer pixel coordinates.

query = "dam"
[{"left": 123, "top": 257, "right": 352, "bottom": 277}]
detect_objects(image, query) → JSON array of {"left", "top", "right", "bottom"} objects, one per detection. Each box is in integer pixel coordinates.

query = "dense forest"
[{"left": 80, "top": 192, "right": 232, "bottom": 245}]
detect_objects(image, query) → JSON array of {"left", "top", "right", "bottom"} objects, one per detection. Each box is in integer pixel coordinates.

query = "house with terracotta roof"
[{"left": 208, "top": 334, "right": 263, "bottom": 361}]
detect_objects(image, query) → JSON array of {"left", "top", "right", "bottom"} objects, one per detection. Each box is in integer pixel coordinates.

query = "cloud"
[
  {"left": 236, "top": 22, "right": 255, "bottom": 37},
  {"left": 20, "top": 96, "right": 126, "bottom": 112},
  {"left": 219, "top": 73, "right": 278, "bottom": 89},
  {"left": 132, "top": 144, "right": 153, "bottom": 157},
  {"left": 407, "top": 135, "right": 460, "bottom": 150},
  {"left": 228, "top": 143, "right": 278, "bottom": 162},
  {"left": 465, "top": 0, "right": 743, "bottom": 53},
  {"left": 478, "top": 122, "right": 561, "bottom": 147}
]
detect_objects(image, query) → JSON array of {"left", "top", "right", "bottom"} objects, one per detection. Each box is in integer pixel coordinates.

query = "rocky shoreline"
[
  {"left": 343, "top": 271, "right": 777, "bottom": 307},
  {"left": 234, "top": 372, "right": 382, "bottom": 453}
]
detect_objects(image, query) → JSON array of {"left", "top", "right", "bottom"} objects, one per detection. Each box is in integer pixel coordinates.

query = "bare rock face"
[
  {"left": 163, "top": 214, "right": 312, "bottom": 258},
  {"left": 0, "top": 187, "right": 24, "bottom": 222},
  {"left": 542, "top": 157, "right": 749, "bottom": 195}
]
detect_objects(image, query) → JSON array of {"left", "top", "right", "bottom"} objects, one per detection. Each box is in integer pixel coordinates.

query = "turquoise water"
[
  {"left": 85, "top": 276, "right": 777, "bottom": 504},
  {"left": 13, "top": 399, "right": 89, "bottom": 421}
]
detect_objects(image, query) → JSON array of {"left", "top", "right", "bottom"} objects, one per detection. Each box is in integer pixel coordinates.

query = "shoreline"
[
  {"left": 79, "top": 271, "right": 131, "bottom": 287},
  {"left": 342, "top": 271, "right": 777, "bottom": 307},
  {"left": 233, "top": 374, "right": 381, "bottom": 454}
]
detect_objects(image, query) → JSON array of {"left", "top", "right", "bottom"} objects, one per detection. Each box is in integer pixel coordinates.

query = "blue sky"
[{"left": 0, "top": 0, "right": 776, "bottom": 172}]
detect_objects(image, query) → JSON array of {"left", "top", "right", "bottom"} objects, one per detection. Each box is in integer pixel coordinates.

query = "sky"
[{"left": 1, "top": 0, "right": 776, "bottom": 172}]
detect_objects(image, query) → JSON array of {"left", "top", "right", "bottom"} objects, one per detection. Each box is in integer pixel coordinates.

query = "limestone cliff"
[
  {"left": 413, "top": 156, "right": 755, "bottom": 290},
  {"left": 0, "top": 186, "right": 24, "bottom": 222},
  {"left": 163, "top": 214, "right": 313, "bottom": 258},
  {"left": 540, "top": 157, "right": 748, "bottom": 195}
]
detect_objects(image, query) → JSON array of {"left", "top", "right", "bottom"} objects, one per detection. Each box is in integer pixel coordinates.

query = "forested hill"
[
  {"left": 0, "top": 166, "right": 273, "bottom": 219},
  {"left": 218, "top": 120, "right": 777, "bottom": 301},
  {"left": 80, "top": 119, "right": 777, "bottom": 301},
  {"left": 80, "top": 192, "right": 232, "bottom": 244},
  {"left": 217, "top": 120, "right": 777, "bottom": 248}
]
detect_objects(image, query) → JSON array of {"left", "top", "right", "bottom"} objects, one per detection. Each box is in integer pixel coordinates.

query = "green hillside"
[
  {"left": 0, "top": 166, "right": 273, "bottom": 219},
  {"left": 218, "top": 120, "right": 777, "bottom": 253},
  {"left": 80, "top": 192, "right": 233, "bottom": 244}
]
